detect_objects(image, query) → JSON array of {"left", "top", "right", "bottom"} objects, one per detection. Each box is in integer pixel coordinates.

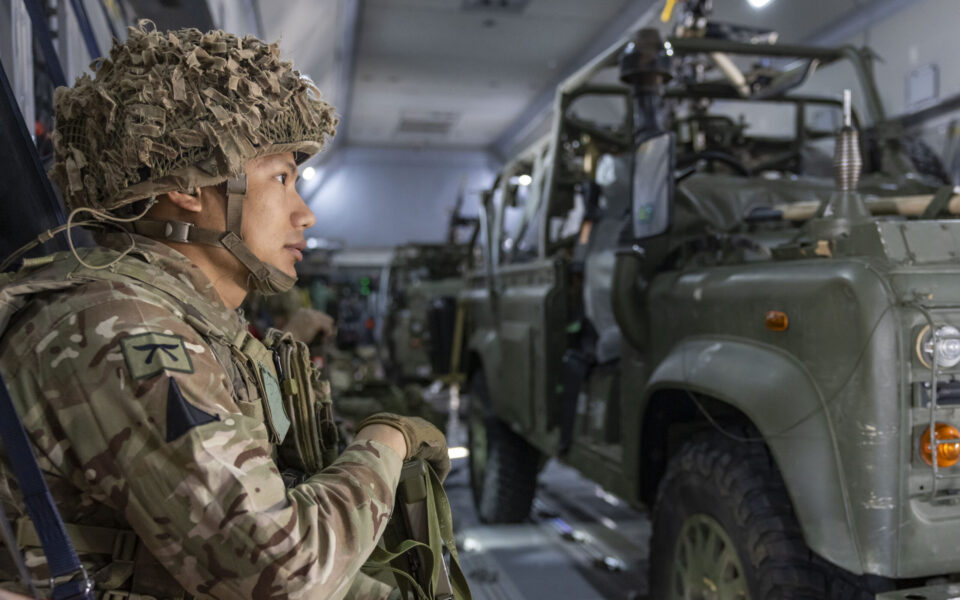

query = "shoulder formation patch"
[
  {"left": 166, "top": 378, "right": 219, "bottom": 442},
  {"left": 120, "top": 332, "right": 195, "bottom": 380}
]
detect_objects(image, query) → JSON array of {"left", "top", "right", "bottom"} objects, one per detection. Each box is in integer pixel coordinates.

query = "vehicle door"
[
  {"left": 484, "top": 140, "right": 561, "bottom": 445},
  {"left": 539, "top": 84, "right": 635, "bottom": 453}
]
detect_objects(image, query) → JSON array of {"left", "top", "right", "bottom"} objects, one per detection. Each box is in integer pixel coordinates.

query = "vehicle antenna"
[
  {"left": 842, "top": 89, "right": 853, "bottom": 129},
  {"left": 834, "top": 88, "right": 862, "bottom": 194}
]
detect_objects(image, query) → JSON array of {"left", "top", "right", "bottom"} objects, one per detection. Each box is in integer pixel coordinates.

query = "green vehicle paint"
[{"left": 457, "top": 18, "right": 959, "bottom": 593}]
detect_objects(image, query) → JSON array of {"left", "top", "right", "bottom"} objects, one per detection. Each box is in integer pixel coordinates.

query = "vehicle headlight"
[{"left": 916, "top": 325, "right": 960, "bottom": 368}]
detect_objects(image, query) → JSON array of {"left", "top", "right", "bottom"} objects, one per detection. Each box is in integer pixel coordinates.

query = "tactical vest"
[
  {"left": 0, "top": 247, "right": 336, "bottom": 599},
  {"left": 0, "top": 247, "right": 470, "bottom": 600}
]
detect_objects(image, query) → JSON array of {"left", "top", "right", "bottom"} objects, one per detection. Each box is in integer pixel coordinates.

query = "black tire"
[
  {"left": 649, "top": 428, "right": 891, "bottom": 600},
  {"left": 467, "top": 370, "right": 540, "bottom": 523}
]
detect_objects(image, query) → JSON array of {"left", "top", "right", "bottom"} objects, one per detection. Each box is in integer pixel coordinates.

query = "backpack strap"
[{"left": 366, "top": 460, "right": 472, "bottom": 600}]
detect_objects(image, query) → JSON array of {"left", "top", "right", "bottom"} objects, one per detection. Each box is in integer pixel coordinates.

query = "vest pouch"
[
  {"left": 231, "top": 332, "right": 286, "bottom": 446},
  {"left": 263, "top": 329, "right": 339, "bottom": 477}
]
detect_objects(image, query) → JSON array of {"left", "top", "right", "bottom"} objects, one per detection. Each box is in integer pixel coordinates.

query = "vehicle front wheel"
[
  {"left": 649, "top": 428, "right": 889, "bottom": 600},
  {"left": 467, "top": 371, "right": 541, "bottom": 523}
]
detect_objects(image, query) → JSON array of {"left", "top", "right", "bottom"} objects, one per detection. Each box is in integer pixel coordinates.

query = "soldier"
[{"left": 0, "top": 22, "right": 449, "bottom": 600}]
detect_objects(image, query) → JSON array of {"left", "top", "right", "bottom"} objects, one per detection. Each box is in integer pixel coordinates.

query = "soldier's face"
[{"left": 241, "top": 152, "right": 316, "bottom": 278}]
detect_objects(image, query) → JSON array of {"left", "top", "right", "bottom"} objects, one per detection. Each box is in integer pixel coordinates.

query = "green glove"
[{"left": 357, "top": 413, "right": 451, "bottom": 481}]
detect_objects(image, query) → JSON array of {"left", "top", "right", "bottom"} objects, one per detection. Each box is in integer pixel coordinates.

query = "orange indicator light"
[
  {"left": 765, "top": 311, "right": 789, "bottom": 331},
  {"left": 921, "top": 423, "right": 960, "bottom": 467}
]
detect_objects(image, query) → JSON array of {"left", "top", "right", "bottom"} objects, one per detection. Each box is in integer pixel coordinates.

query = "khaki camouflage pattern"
[
  {"left": 50, "top": 22, "right": 337, "bottom": 213},
  {"left": 326, "top": 348, "right": 445, "bottom": 434},
  {"left": 0, "top": 234, "right": 399, "bottom": 599}
]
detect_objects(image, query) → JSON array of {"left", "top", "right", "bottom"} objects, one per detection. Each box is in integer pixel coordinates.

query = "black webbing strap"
[
  {"left": 920, "top": 185, "right": 957, "bottom": 219},
  {"left": 0, "top": 372, "right": 93, "bottom": 599}
]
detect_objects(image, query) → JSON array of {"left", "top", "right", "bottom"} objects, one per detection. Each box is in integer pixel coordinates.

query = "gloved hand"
[{"left": 357, "top": 413, "right": 450, "bottom": 481}]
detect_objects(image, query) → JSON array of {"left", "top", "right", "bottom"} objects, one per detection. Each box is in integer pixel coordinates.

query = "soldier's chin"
[
  {"left": 247, "top": 256, "right": 297, "bottom": 283},
  {"left": 277, "top": 258, "right": 298, "bottom": 279}
]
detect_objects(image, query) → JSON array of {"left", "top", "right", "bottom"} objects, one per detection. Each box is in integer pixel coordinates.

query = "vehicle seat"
[
  {"left": 582, "top": 153, "right": 632, "bottom": 364},
  {"left": 674, "top": 173, "right": 834, "bottom": 233}
]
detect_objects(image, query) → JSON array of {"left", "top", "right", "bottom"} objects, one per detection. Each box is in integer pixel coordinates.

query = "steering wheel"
[{"left": 676, "top": 150, "right": 750, "bottom": 181}]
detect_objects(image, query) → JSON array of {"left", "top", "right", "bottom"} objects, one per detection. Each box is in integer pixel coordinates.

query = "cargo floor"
[{"left": 444, "top": 419, "right": 650, "bottom": 600}]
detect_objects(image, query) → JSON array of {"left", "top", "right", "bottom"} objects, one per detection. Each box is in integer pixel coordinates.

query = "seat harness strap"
[{"left": 0, "top": 370, "right": 93, "bottom": 599}]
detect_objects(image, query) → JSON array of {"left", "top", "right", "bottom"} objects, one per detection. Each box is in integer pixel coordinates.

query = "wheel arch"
[
  {"left": 637, "top": 336, "right": 865, "bottom": 575},
  {"left": 464, "top": 327, "right": 503, "bottom": 398}
]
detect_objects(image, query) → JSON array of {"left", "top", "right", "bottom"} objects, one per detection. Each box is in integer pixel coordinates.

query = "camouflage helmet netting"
[{"left": 51, "top": 21, "right": 337, "bottom": 213}]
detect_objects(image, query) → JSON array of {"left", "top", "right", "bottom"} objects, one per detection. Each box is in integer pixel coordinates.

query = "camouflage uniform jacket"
[{"left": 0, "top": 235, "right": 401, "bottom": 599}]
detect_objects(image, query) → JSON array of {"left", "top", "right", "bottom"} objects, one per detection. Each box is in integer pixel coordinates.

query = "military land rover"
[
  {"left": 378, "top": 195, "right": 479, "bottom": 383},
  {"left": 458, "top": 3, "right": 960, "bottom": 598},
  {"left": 379, "top": 242, "right": 472, "bottom": 382}
]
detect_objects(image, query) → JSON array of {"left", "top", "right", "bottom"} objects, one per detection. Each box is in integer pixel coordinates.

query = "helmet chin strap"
[{"left": 128, "top": 176, "right": 298, "bottom": 296}]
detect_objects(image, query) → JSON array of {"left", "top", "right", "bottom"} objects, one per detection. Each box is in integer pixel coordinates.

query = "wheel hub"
[{"left": 670, "top": 513, "right": 749, "bottom": 600}]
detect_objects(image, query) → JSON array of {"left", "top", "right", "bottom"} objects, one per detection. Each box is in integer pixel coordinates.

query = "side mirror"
[{"left": 632, "top": 132, "right": 675, "bottom": 239}]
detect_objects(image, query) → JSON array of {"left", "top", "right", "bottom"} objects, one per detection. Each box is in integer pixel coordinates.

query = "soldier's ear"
[{"left": 164, "top": 189, "right": 203, "bottom": 213}]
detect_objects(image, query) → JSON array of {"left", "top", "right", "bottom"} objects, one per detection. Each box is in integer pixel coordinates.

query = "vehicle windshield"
[
  {"left": 789, "top": 56, "right": 871, "bottom": 125},
  {"left": 670, "top": 96, "right": 843, "bottom": 178},
  {"left": 704, "top": 49, "right": 874, "bottom": 124},
  {"left": 664, "top": 50, "right": 873, "bottom": 178}
]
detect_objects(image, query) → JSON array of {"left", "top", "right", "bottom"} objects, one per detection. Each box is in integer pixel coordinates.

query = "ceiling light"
[
  {"left": 747, "top": 0, "right": 773, "bottom": 8},
  {"left": 517, "top": 174, "right": 532, "bottom": 186},
  {"left": 302, "top": 166, "right": 316, "bottom": 181}
]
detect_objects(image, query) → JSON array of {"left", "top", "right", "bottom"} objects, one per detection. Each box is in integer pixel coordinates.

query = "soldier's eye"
[{"left": 274, "top": 173, "right": 289, "bottom": 185}]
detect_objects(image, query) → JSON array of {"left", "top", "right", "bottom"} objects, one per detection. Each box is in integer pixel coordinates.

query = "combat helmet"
[{"left": 49, "top": 21, "right": 337, "bottom": 294}]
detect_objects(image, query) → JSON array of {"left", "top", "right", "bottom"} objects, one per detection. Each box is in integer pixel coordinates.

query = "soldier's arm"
[{"left": 6, "top": 295, "right": 405, "bottom": 599}]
